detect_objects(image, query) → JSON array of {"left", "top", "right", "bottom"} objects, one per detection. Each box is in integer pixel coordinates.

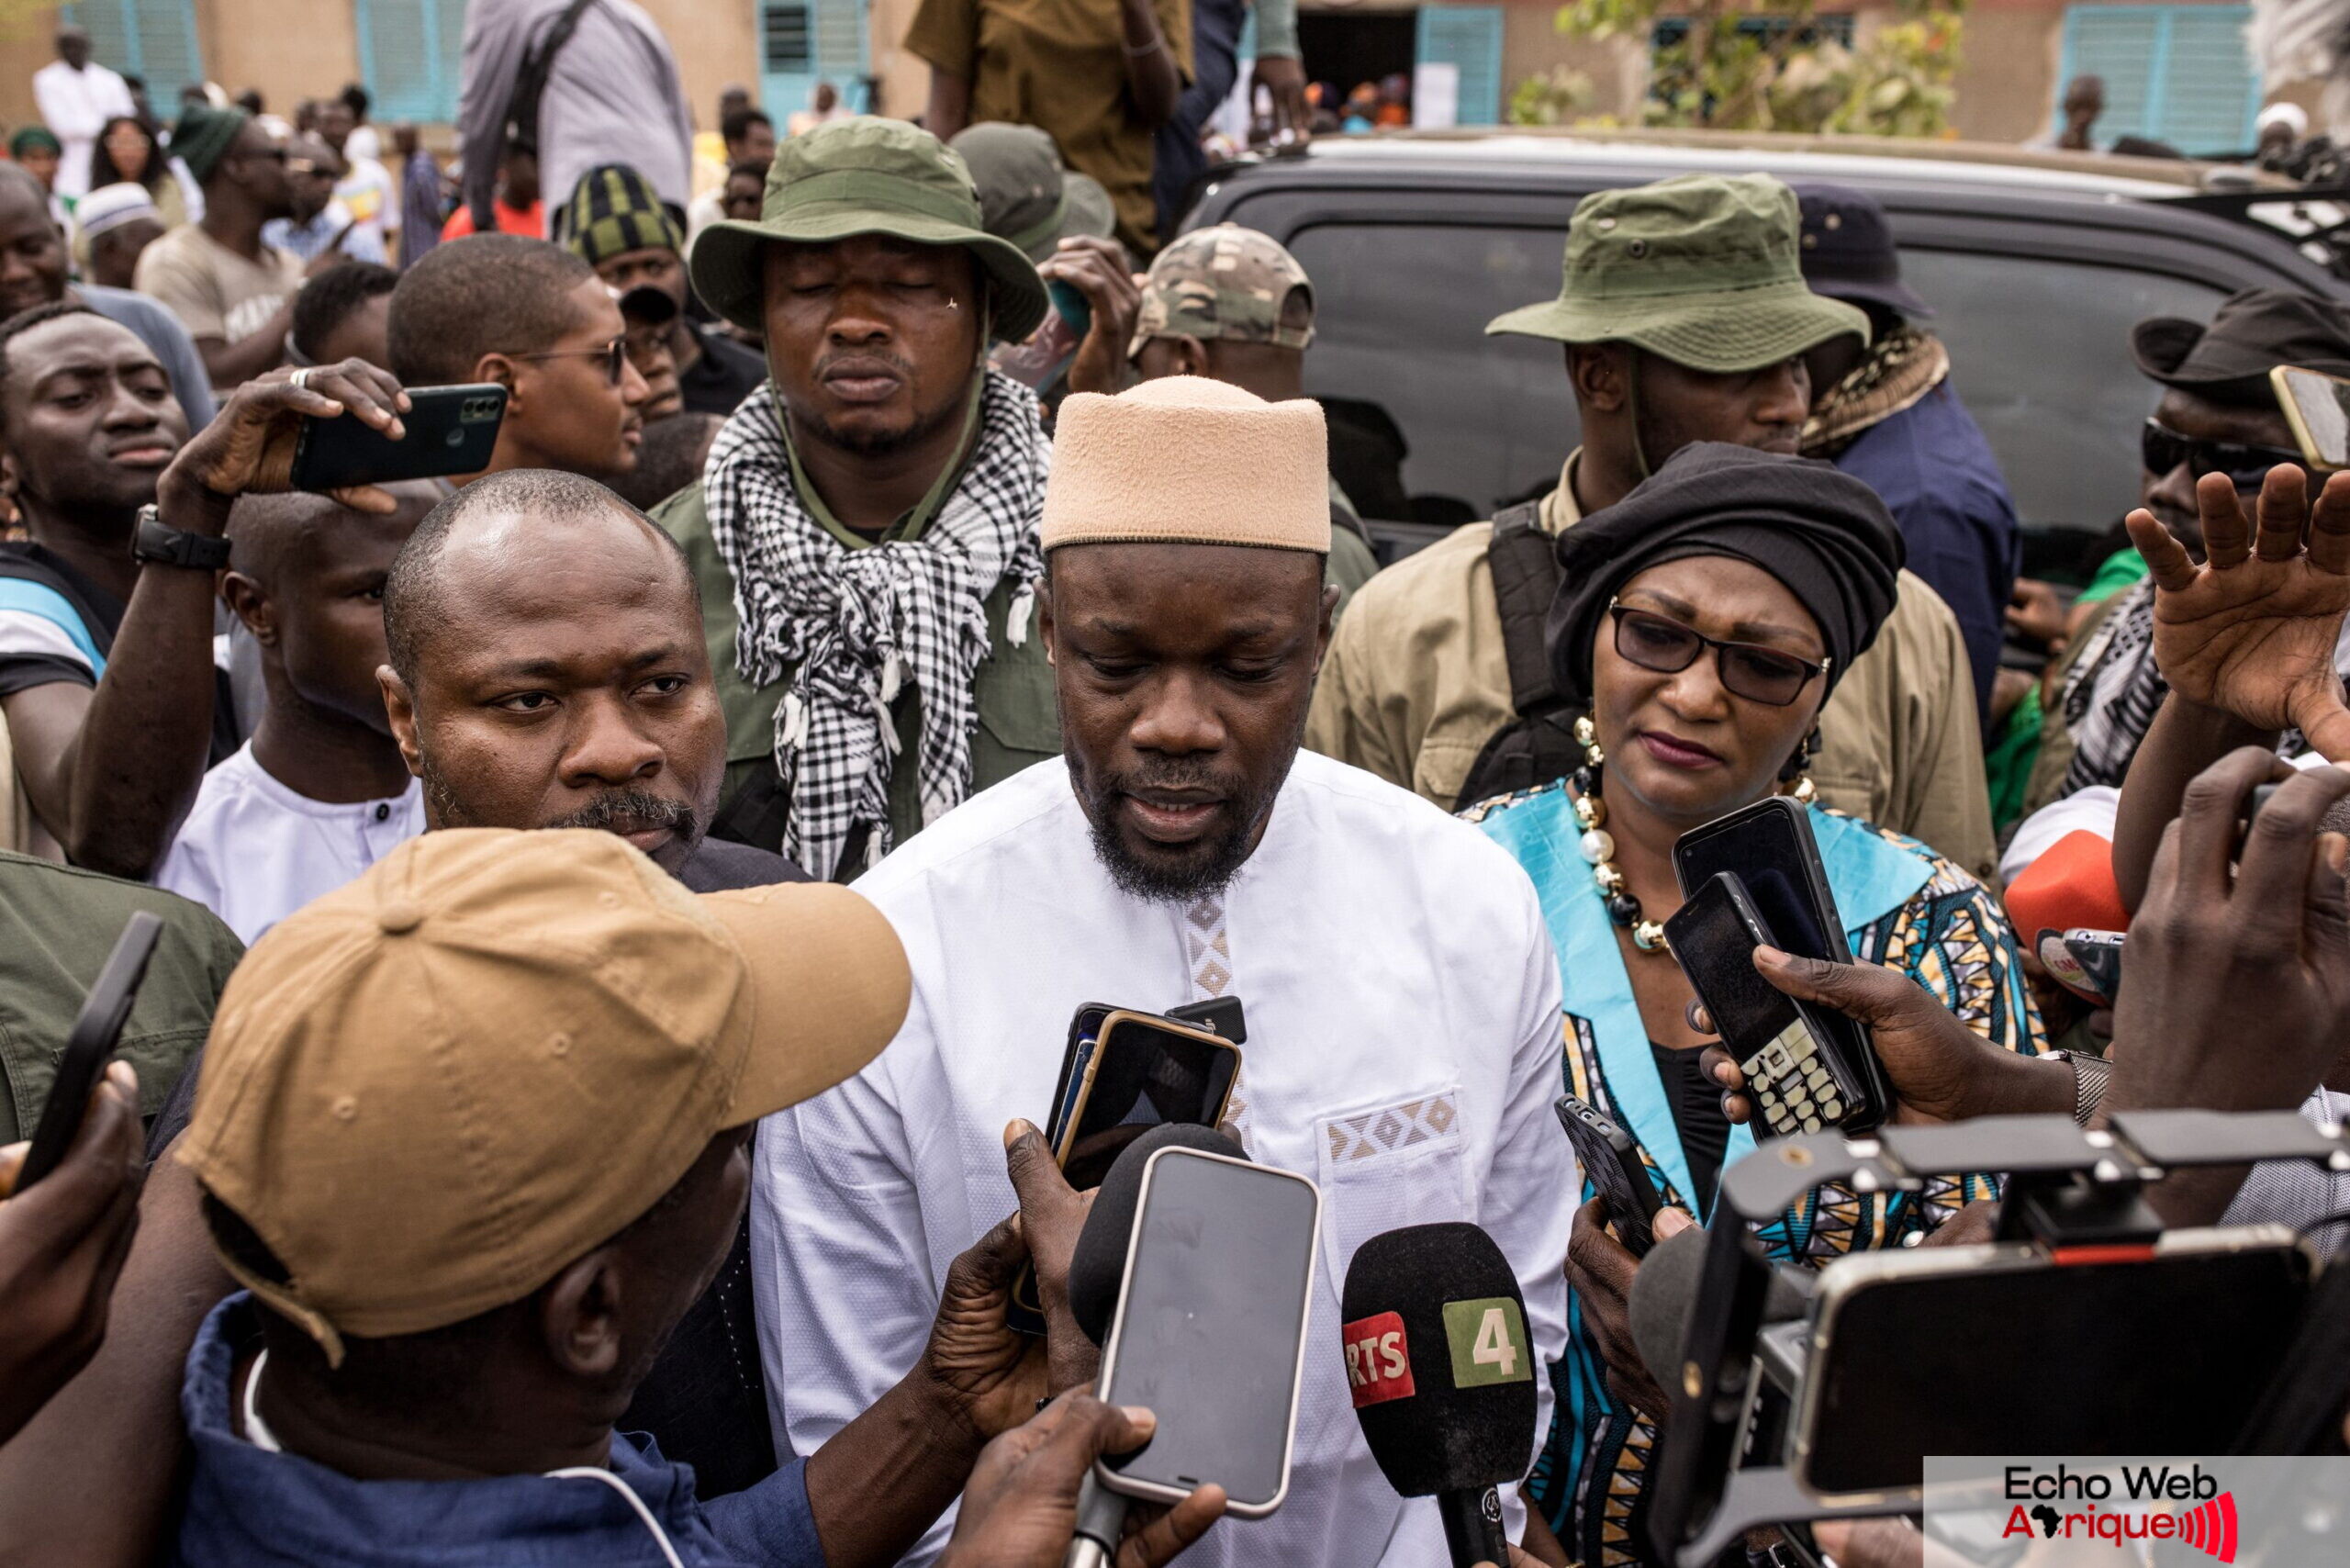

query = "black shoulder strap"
[
  {"left": 1487, "top": 500, "right": 1562, "bottom": 717},
  {"left": 484, "top": 0, "right": 600, "bottom": 230}
]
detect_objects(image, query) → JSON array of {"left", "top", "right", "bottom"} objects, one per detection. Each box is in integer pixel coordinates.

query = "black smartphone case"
[
  {"left": 288, "top": 384, "right": 507, "bottom": 491},
  {"left": 1672, "top": 798, "right": 1891, "bottom": 1132},
  {"left": 1554, "top": 1094, "right": 1662, "bottom": 1256}
]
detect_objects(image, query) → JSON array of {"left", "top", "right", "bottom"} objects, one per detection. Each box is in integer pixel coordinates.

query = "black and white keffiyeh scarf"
[
  {"left": 703, "top": 369, "right": 1049, "bottom": 879},
  {"left": 2058, "top": 580, "right": 2165, "bottom": 798}
]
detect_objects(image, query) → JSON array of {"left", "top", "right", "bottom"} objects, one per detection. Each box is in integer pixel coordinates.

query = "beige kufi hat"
[{"left": 1041, "top": 376, "right": 1329, "bottom": 554}]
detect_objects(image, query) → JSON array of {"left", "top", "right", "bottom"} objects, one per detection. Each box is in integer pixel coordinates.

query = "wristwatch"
[
  {"left": 129, "top": 503, "right": 232, "bottom": 571},
  {"left": 2053, "top": 1049, "right": 2112, "bottom": 1126}
]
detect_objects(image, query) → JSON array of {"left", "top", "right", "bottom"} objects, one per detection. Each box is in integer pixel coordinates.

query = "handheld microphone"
[
  {"left": 1341, "top": 1223, "right": 1538, "bottom": 1568},
  {"left": 1060, "top": 1123, "right": 1249, "bottom": 1568},
  {"left": 2002, "top": 829, "right": 2129, "bottom": 1004},
  {"left": 1626, "top": 1224, "right": 1808, "bottom": 1402}
]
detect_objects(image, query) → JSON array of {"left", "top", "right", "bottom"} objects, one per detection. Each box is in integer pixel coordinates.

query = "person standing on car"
[
  {"left": 908, "top": 0, "right": 1191, "bottom": 254},
  {"left": 1306, "top": 173, "right": 1999, "bottom": 879},
  {"left": 1794, "top": 184, "right": 2020, "bottom": 733}
]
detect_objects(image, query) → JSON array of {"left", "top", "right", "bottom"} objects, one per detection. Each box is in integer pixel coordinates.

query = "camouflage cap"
[
  {"left": 1485, "top": 173, "right": 1867, "bottom": 373},
  {"left": 1129, "top": 224, "right": 1315, "bottom": 361},
  {"left": 688, "top": 116, "right": 1048, "bottom": 342}
]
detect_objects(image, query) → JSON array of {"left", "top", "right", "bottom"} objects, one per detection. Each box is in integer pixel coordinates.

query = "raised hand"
[
  {"left": 164, "top": 360, "right": 411, "bottom": 517},
  {"left": 2125, "top": 465, "right": 2350, "bottom": 761}
]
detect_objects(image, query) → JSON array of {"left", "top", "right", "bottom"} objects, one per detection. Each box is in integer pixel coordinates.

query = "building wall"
[
  {"left": 1951, "top": 0, "right": 2067, "bottom": 142},
  {"left": 197, "top": 0, "right": 360, "bottom": 119}
]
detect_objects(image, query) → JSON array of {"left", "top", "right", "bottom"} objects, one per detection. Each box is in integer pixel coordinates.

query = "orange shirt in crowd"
[{"left": 442, "top": 199, "right": 546, "bottom": 241}]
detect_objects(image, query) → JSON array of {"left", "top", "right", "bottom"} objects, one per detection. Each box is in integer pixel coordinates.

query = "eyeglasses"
[
  {"left": 2142, "top": 419, "right": 2304, "bottom": 489},
  {"left": 504, "top": 338, "right": 628, "bottom": 386},
  {"left": 1606, "top": 599, "right": 1830, "bottom": 708}
]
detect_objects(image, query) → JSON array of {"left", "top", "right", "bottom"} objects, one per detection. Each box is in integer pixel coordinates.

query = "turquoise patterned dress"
[{"left": 1462, "top": 783, "right": 2045, "bottom": 1566}]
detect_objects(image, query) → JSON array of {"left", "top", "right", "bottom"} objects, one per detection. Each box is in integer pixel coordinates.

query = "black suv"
[{"left": 1184, "top": 132, "right": 2350, "bottom": 569}]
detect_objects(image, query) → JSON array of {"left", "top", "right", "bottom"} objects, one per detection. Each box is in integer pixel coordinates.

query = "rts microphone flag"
[{"left": 1341, "top": 1223, "right": 1538, "bottom": 1568}]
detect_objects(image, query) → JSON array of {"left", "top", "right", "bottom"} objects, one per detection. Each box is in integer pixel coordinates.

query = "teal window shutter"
[
  {"left": 355, "top": 0, "right": 467, "bottom": 123},
  {"left": 2057, "top": 4, "right": 2259, "bottom": 155},
  {"left": 1416, "top": 6, "right": 1505, "bottom": 127},
  {"left": 64, "top": 0, "right": 205, "bottom": 106},
  {"left": 760, "top": 0, "right": 871, "bottom": 115}
]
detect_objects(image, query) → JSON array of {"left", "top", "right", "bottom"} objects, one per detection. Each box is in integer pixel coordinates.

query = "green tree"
[{"left": 1551, "top": 0, "right": 1964, "bottom": 137}]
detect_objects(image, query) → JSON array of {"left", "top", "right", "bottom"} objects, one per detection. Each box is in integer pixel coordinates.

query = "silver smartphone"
[{"left": 1093, "top": 1147, "right": 1322, "bottom": 1517}]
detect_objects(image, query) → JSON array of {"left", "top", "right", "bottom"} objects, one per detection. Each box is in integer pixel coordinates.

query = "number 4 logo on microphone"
[{"left": 1442, "top": 1298, "right": 1533, "bottom": 1388}]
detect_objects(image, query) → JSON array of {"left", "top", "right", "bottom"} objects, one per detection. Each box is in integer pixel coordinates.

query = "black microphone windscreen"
[
  {"left": 1066, "top": 1122, "right": 1247, "bottom": 1346},
  {"left": 1340, "top": 1222, "right": 1537, "bottom": 1497},
  {"left": 1627, "top": 1224, "right": 1811, "bottom": 1395},
  {"left": 1628, "top": 1223, "right": 1708, "bottom": 1394}
]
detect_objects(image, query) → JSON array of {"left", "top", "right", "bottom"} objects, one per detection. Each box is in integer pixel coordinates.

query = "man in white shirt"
[
  {"left": 754, "top": 377, "right": 1578, "bottom": 1568},
  {"left": 158, "top": 485, "right": 434, "bottom": 941},
  {"left": 31, "top": 25, "right": 134, "bottom": 198}
]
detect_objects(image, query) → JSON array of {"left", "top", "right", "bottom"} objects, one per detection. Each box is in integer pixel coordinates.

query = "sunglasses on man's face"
[
  {"left": 505, "top": 338, "right": 629, "bottom": 386},
  {"left": 2141, "top": 420, "right": 2304, "bottom": 490},
  {"left": 1606, "top": 599, "right": 1830, "bottom": 708}
]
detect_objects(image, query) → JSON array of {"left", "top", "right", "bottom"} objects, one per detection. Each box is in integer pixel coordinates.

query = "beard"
[{"left": 1072, "top": 744, "right": 1301, "bottom": 906}]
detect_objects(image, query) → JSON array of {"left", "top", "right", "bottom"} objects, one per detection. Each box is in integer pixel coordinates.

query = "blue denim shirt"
[{"left": 169, "top": 1296, "right": 827, "bottom": 1568}]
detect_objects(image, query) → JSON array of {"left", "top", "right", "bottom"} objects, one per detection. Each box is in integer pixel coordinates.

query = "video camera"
[{"left": 1645, "top": 1110, "right": 2350, "bottom": 1567}]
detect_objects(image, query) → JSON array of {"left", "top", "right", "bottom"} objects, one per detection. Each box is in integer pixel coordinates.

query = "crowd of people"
[{"left": 0, "top": 9, "right": 2347, "bottom": 1568}]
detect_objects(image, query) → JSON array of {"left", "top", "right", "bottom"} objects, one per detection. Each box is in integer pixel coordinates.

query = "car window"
[
  {"left": 1291, "top": 222, "right": 2229, "bottom": 535},
  {"left": 1900, "top": 251, "right": 2226, "bottom": 532}
]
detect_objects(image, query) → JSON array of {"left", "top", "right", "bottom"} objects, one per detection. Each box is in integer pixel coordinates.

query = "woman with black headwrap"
[{"left": 1462, "top": 443, "right": 2045, "bottom": 1565}]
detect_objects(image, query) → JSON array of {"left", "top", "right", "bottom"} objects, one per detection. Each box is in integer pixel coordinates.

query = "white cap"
[{"left": 73, "top": 182, "right": 160, "bottom": 240}]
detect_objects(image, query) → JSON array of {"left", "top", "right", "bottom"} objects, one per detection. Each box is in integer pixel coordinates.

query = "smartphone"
[
  {"left": 16, "top": 912, "right": 164, "bottom": 1189},
  {"left": 1663, "top": 874, "right": 1862, "bottom": 1141},
  {"left": 2270, "top": 364, "right": 2350, "bottom": 472},
  {"left": 2059, "top": 929, "right": 2125, "bottom": 1006},
  {"left": 1673, "top": 798, "right": 1888, "bottom": 1132},
  {"left": 1554, "top": 1095, "right": 1664, "bottom": 1256},
  {"left": 1095, "top": 1146, "right": 1322, "bottom": 1516},
  {"left": 287, "top": 383, "right": 507, "bottom": 492},
  {"left": 1007, "top": 1006, "right": 1245, "bottom": 1335},
  {"left": 987, "top": 280, "right": 1092, "bottom": 392},
  {"left": 1796, "top": 1227, "right": 2312, "bottom": 1499}
]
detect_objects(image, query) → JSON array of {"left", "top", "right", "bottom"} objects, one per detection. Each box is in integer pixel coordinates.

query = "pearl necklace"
[{"left": 1567, "top": 720, "right": 1667, "bottom": 954}]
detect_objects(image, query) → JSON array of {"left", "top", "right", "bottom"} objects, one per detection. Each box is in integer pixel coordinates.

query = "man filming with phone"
[{"left": 0, "top": 302, "right": 406, "bottom": 877}]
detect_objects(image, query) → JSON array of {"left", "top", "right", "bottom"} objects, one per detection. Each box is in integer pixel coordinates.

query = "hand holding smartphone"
[
  {"left": 1673, "top": 798, "right": 1889, "bottom": 1131},
  {"left": 17, "top": 913, "right": 163, "bottom": 1189},
  {"left": 1554, "top": 1095, "right": 1663, "bottom": 1256},
  {"left": 1663, "top": 874, "right": 1862, "bottom": 1139},
  {"left": 288, "top": 383, "right": 506, "bottom": 492}
]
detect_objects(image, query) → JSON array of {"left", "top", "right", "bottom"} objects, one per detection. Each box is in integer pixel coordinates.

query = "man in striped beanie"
[{"left": 559, "top": 161, "right": 765, "bottom": 417}]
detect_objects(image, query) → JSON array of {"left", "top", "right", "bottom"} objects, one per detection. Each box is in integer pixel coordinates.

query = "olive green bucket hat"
[
  {"left": 1485, "top": 173, "right": 1867, "bottom": 373},
  {"left": 688, "top": 116, "right": 1049, "bottom": 342}
]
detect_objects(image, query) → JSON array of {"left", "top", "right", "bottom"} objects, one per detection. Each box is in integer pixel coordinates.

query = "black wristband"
[{"left": 130, "top": 503, "right": 232, "bottom": 571}]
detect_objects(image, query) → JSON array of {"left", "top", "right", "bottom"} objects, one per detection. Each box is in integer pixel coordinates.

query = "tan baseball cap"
[{"left": 178, "top": 828, "right": 910, "bottom": 1362}]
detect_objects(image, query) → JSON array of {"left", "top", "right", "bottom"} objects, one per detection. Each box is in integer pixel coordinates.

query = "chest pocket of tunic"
[{"left": 1315, "top": 1087, "right": 1472, "bottom": 1302}]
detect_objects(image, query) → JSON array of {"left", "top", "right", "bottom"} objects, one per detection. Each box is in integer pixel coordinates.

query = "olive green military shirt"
[{"left": 0, "top": 851, "right": 243, "bottom": 1143}]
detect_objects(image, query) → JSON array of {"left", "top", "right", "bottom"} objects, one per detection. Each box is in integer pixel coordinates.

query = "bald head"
[
  {"left": 383, "top": 468, "right": 694, "bottom": 684},
  {"left": 377, "top": 467, "right": 724, "bottom": 875}
]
